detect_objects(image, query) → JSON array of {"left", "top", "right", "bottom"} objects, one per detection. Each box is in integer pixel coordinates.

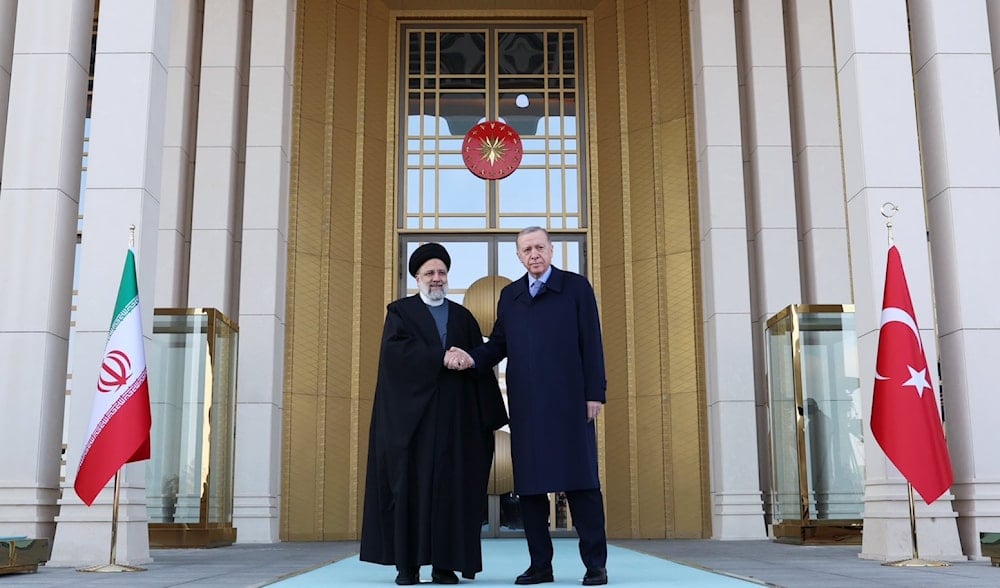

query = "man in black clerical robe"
[{"left": 361, "top": 243, "right": 507, "bottom": 585}]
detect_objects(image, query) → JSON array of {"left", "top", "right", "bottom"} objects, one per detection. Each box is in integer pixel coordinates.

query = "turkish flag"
[{"left": 871, "top": 245, "right": 953, "bottom": 504}]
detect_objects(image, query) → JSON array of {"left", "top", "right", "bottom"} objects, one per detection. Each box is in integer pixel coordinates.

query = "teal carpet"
[{"left": 268, "top": 538, "right": 761, "bottom": 587}]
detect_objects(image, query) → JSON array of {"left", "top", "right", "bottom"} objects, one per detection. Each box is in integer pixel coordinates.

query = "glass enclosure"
[
  {"left": 146, "top": 308, "right": 238, "bottom": 548},
  {"left": 765, "top": 305, "right": 863, "bottom": 544}
]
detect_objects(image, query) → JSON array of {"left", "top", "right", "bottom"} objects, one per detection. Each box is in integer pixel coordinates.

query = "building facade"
[{"left": 0, "top": 0, "right": 997, "bottom": 567}]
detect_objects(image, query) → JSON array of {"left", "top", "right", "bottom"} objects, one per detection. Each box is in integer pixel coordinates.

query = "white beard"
[{"left": 419, "top": 283, "right": 447, "bottom": 305}]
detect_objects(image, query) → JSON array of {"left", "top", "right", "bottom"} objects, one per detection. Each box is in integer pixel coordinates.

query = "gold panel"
[
  {"left": 284, "top": 392, "right": 321, "bottom": 540},
  {"left": 660, "top": 119, "right": 693, "bottom": 253},
  {"left": 464, "top": 275, "right": 511, "bottom": 335},
  {"left": 665, "top": 251, "right": 698, "bottom": 388},
  {"left": 651, "top": 0, "right": 687, "bottom": 121},
  {"left": 597, "top": 263, "right": 628, "bottom": 402},
  {"left": 331, "top": 6, "right": 362, "bottom": 135},
  {"left": 489, "top": 431, "right": 514, "bottom": 495},
  {"left": 595, "top": 0, "right": 708, "bottom": 540},
  {"left": 602, "top": 385, "right": 632, "bottom": 538},
  {"left": 631, "top": 257, "right": 665, "bottom": 397},
  {"left": 465, "top": 275, "right": 515, "bottom": 496},
  {"left": 669, "top": 390, "right": 707, "bottom": 537},
  {"left": 623, "top": 5, "right": 653, "bottom": 133},
  {"left": 284, "top": 0, "right": 706, "bottom": 541},
  {"left": 323, "top": 395, "right": 353, "bottom": 538},
  {"left": 636, "top": 394, "right": 667, "bottom": 537}
]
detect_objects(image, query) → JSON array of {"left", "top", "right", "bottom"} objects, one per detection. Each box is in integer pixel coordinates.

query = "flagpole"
[
  {"left": 884, "top": 483, "right": 947, "bottom": 567},
  {"left": 77, "top": 471, "right": 146, "bottom": 572},
  {"left": 877, "top": 203, "right": 947, "bottom": 569},
  {"left": 906, "top": 483, "right": 919, "bottom": 560}
]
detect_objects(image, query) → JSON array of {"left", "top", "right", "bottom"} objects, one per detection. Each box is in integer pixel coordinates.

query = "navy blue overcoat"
[{"left": 471, "top": 266, "right": 607, "bottom": 495}]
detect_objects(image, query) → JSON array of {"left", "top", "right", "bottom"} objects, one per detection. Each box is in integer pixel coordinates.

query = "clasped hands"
[{"left": 443, "top": 346, "right": 474, "bottom": 370}]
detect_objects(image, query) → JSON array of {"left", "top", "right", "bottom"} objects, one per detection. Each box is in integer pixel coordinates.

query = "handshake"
[{"left": 444, "top": 346, "right": 474, "bottom": 371}]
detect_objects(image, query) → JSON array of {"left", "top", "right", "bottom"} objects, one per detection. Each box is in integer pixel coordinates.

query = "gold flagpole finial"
[
  {"left": 881, "top": 202, "right": 898, "bottom": 246},
  {"left": 129, "top": 225, "right": 136, "bottom": 248}
]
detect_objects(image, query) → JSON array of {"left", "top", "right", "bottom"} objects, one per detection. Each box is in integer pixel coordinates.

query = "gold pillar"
[
  {"left": 282, "top": 0, "right": 391, "bottom": 541},
  {"left": 591, "top": 0, "right": 709, "bottom": 539}
]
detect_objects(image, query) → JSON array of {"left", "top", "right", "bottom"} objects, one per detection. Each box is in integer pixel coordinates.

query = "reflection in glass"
[
  {"left": 439, "top": 92, "right": 487, "bottom": 137},
  {"left": 498, "top": 33, "right": 545, "bottom": 75},
  {"left": 439, "top": 32, "right": 486, "bottom": 81},
  {"left": 800, "top": 314, "right": 863, "bottom": 520}
]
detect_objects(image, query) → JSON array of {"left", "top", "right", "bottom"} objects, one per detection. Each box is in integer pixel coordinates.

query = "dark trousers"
[{"left": 519, "top": 489, "right": 608, "bottom": 570}]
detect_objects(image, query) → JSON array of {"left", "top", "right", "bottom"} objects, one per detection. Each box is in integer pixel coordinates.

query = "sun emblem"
[
  {"left": 462, "top": 121, "right": 523, "bottom": 179},
  {"left": 479, "top": 135, "right": 507, "bottom": 166}
]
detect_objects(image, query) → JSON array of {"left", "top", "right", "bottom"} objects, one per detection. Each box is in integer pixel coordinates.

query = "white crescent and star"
[{"left": 874, "top": 306, "right": 931, "bottom": 398}]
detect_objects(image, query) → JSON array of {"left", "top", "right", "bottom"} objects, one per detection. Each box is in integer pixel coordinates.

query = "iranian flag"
[{"left": 74, "top": 248, "right": 152, "bottom": 506}]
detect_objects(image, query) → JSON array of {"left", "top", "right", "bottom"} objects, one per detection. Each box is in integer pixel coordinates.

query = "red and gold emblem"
[
  {"left": 462, "top": 121, "right": 523, "bottom": 180},
  {"left": 98, "top": 349, "right": 132, "bottom": 393}
]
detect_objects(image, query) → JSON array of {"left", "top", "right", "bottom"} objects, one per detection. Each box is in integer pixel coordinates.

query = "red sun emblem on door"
[
  {"left": 98, "top": 349, "right": 132, "bottom": 393},
  {"left": 462, "top": 121, "right": 523, "bottom": 180}
]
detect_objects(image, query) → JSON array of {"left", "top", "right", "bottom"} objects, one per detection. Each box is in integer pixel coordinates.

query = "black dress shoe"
[
  {"left": 515, "top": 565, "right": 554, "bottom": 585},
  {"left": 432, "top": 567, "right": 459, "bottom": 584},
  {"left": 395, "top": 567, "right": 419, "bottom": 585},
  {"left": 582, "top": 567, "right": 608, "bottom": 586}
]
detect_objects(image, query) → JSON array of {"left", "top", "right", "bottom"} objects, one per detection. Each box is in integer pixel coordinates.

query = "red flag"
[
  {"left": 74, "top": 249, "right": 152, "bottom": 506},
  {"left": 871, "top": 245, "right": 953, "bottom": 504}
]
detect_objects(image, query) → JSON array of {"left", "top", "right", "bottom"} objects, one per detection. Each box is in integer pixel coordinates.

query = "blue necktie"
[{"left": 530, "top": 280, "right": 543, "bottom": 297}]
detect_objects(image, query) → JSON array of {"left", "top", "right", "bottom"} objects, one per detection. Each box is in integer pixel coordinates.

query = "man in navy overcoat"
[{"left": 456, "top": 227, "right": 609, "bottom": 586}]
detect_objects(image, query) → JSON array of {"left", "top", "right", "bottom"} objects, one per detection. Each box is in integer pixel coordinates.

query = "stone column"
[
  {"left": 992, "top": 1, "right": 1000, "bottom": 118},
  {"left": 50, "top": 0, "right": 172, "bottom": 566},
  {"left": 156, "top": 0, "right": 202, "bottom": 307},
  {"left": 0, "top": 0, "right": 93, "bottom": 542},
  {"left": 186, "top": 0, "right": 248, "bottom": 315},
  {"left": 0, "top": 0, "right": 15, "bottom": 170},
  {"left": 233, "top": 0, "right": 294, "bottom": 543},
  {"left": 911, "top": 0, "right": 1000, "bottom": 558},
  {"left": 690, "top": 0, "right": 765, "bottom": 539},
  {"left": 785, "top": 0, "right": 852, "bottom": 304},
  {"left": 736, "top": 0, "right": 803, "bottom": 527},
  {"left": 831, "top": 0, "right": 962, "bottom": 561}
]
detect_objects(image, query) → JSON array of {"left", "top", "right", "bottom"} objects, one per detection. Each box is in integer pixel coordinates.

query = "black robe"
[{"left": 360, "top": 295, "right": 507, "bottom": 577}]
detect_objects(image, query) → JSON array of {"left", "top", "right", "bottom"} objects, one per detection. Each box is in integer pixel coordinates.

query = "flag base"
[
  {"left": 883, "top": 557, "right": 949, "bottom": 567},
  {"left": 78, "top": 563, "right": 146, "bottom": 573}
]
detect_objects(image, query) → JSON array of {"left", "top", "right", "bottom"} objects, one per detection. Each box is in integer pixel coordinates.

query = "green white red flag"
[
  {"left": 870, "top": 244, "right": 953, "bottom": 504},
  {"left": 74, "top": 248, "right": 152, "bottom": 506}
]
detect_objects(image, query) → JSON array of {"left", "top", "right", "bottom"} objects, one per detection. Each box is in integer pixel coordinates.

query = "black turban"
[{"left": 408, "top": 242, "right": 451, "bottom": 277}]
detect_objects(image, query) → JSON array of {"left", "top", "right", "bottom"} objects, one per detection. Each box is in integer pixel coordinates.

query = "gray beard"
[{"left": 419, "top": 285, "right": 447, "bottom": 305}]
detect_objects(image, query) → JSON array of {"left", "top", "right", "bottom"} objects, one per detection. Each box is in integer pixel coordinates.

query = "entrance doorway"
[{"left": 397, "top": 22, "right": 589, "bottom": 538}]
